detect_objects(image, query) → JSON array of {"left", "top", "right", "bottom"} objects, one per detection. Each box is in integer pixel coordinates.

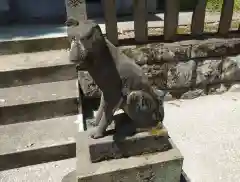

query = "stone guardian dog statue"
[{"left": 67, "top": 19, "right": 165, "bottom": 139}]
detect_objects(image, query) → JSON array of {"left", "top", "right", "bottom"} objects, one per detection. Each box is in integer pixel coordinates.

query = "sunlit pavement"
[{"left": 164, "top": 91, "right": 240, "bottom": 182}]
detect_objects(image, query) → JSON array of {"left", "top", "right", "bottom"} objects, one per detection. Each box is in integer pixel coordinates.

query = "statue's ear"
[{"left": 65, "top": 18, "right": 79, "bottom": 27}]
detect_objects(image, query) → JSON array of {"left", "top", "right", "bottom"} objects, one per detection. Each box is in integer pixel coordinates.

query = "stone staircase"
[{"left": 0, "top": 49, "right": 79, "bottom": 179}]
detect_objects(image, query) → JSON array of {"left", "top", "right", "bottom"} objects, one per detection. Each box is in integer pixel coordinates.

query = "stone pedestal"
[
  {"left": 62, "top": 104, "right": 183, "bottom": 182},
  {"left": 74, "top": 128, "right": 183, "bottom": 182}
]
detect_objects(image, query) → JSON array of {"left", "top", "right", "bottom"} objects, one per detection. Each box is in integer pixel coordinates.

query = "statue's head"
[{"left": 66, "top": 18, "right": 105, "bottom": 69}]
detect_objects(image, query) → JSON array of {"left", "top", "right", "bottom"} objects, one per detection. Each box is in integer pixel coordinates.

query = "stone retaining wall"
[{"left": 78, "top": 38, "right": 240, "bottom": 100}]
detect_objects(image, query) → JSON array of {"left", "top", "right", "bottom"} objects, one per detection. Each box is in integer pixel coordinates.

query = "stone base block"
[
  {"left": 76, "top": 130, "right": 183, "bottom": 182},
  {"left": 79, "top": 157, "right": 182, "bottom": 182},
  {"left": 88, "top": 129, "right": 171, "bottom": 163}
]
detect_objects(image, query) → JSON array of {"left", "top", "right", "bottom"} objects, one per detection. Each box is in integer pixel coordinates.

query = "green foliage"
[
  {"left": 158, "top": 0, "right": 240, "bottom": 12},
  {"left": 206, "top": 0, "right": 240, "bottom": 12}
]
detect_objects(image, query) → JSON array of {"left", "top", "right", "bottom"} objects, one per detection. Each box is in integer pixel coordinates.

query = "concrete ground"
[
  {"left": 1, "top": 89, "right": 240, "bottom": 182},
  {"left": 164, "top": 89, "right": 240, "bottom": 182}
]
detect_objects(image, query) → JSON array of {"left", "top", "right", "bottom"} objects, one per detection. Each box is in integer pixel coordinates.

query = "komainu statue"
[{"left": 66, "top": 19, "right": 165, "bottom": 139}]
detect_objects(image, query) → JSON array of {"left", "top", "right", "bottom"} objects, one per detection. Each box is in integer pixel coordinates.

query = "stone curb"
[{"left": 88, "top": 130, "right": 170, "bottom": 163}]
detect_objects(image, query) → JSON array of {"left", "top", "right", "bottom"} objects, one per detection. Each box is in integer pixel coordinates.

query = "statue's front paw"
[{"left": 90, "top": 130, "right": 105, "bottom": 139}]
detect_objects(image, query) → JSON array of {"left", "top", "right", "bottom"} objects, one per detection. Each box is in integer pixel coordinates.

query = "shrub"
[{"left": 206, "top": 0, "right": 240, "bottom": 12}]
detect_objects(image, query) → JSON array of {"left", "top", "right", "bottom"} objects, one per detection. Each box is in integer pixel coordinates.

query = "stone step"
[
  {"left": 0, "top": 25, "right": 68, "bottom": 55},
  {"left": 0, "top": 80, "right": 78, "bottom": 125},
  {"left": 0, "top": 157, "right": 189, "bottom": 182},
  {"left": 0, "top": 50, "right": 76, "bottom": 88},
  {"left": 0, "top": 115, "right": 77, "bottom": 171},
  {"left": 0, "top": 158, "right": 76, "bottom": 182}
]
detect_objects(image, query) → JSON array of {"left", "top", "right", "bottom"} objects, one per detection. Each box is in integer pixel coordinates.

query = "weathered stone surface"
[
  {"left": 191, "top": 38, "right": 240, "bottom": 58},
  {"left": 180, "top": 89, "right": 206, "bottom": 100},
  {"left": 141, "top": 64, "right": 167, "bottom": 88},
  {"left": 167, "top": 60, "right": 195, "bottom": 89},
  {"left": 88, "top": 129, "right": 170, "bottom": 163},
  {"left": 123, "top": 43, "right": 191, "bottom": 63},
  {"left": 221, "top": 55, "right": 240, "bottom": 81},
  {"left": 78, "top": 39, "right": 240, "bottom": 99},
  {"left": 123, "top": 38, "right": 240, "bottom": 64},
  {"left": 78, "top": 71, "right": 101, "bottom": 97},
  {"left": 196, "top": 59, "right": 222, "bottom": 86},
  {"left": 78, "top": 158, "right": 183, "bottom": 182},
  {"left": 208, "top": 84, "right": 228, "bottom": 95},
  {"left": 122, "top": 48, "right": 149, "bottom": 65},
  {"left": 142, "top": 61, "right": 195, "bottom": 90},
  {"left": 141, "top": 64, "right": 156, "bottom": 85},
  {"left": 76, "top": 130, "right": 183, "bottom": 182},
  {"left": 160, "top": 43, "right": 191, "bottom": 62}
]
